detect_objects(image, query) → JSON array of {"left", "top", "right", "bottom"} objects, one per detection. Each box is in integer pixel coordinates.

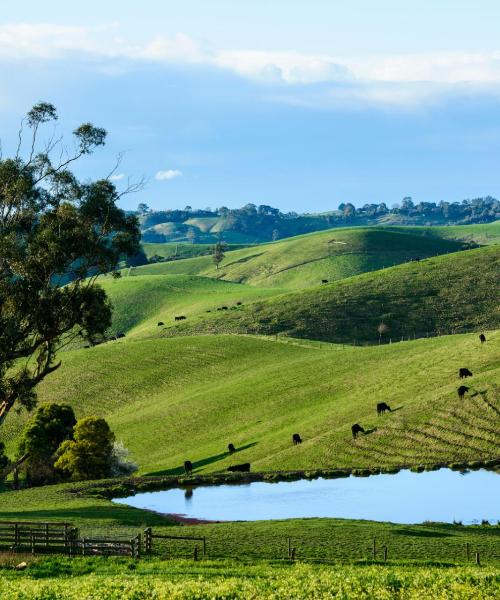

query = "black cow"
[
  {"left": 479, "top": 334, "right": 486, "bottom": 344},
  {"left": 459, "top": 368, "right": 472, "bottom": 379},
  {"left": 227, "top": 463, "right": 250, "bottom": 472},
  {"left": 184, "top": 460, "right": 193, "bottom": 475},
  {"left": 236, "top": 302, "right": 242, "bottom": 306},
  {"left": 228, "top": 443, "right": 236, "bottom": 453},
  {"left": 116, "top": 332, "right": 126, "bottom": 339},
  {"left": 457, "top": 385, "right": 469, "bottom": 399},
  {"left": 157, "top": 321, "right": 164, "bottom": 326},
  {"left": 175, "top": 315, "right": 187, "bottom": 321},
  {"left": 377, "top": 402, "right": 392, "bottom": 415},
  {"left": 321, "top": 279, "right": 328, "bottom": 284},
  {"left": 351, "top": 424, "right": 365, "bottom": 439},
  {"left": 292, "top": 433, "right": 302, "bottom": 445},
  {"left": 221, "top": 306, "right": 228, "bottom": 310}
]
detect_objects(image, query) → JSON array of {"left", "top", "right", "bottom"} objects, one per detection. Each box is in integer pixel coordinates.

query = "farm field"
[
  {"left": 2, "top": 331, "right": 499, "bottom": 475},
  {"left": 132, "top": 226, "right": 470, "bottom": 289},
  {"left": 160, "top": 245, "right": 500, "bottom": 343},
  {"left": 0, "top": 558, "right": 498, "bottom": 599}
]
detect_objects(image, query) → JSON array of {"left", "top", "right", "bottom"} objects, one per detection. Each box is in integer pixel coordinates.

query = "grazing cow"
[
  {"left": 457, "top": 385, "right": 469, "bottom": 399},
  {"left": 236, "top": 301, "right": 242, "bottom": 306},
  {"left": 116, "top": 332, "right": 126, "bottom": 339},
  {"left": 321, "top": 279, "right": 328, "bottom": 284},
  {"left": 479, "top": 334, "right": 486, "bottom": 344},
  {"left": 351, "top": 424, "right": 365, "bottom": 439},
  {"left": 221, "top": 306, "right": 228, "bottom": 310},
  {"left": 228, "top": 443, "right": 236, "bottom": 453},
  {"left": 459, "top": 368, "right": 473, "bottom": 379},
  {"left": 174, "top": 315, "right": 187, "bottom": 321},
  {"left": 184, "top": 460, "right": 193, "bottom": 476},
  {"left": 157, "top": 321, "right": 164, "bottom": 326},
  {"left": 376, "top": 402, "right": 392, "bottom": 415},
  {"left": 292, "top": 433, "right": 302, "bottom": 445},
  {"left": 227, "top": 463, "right": 250, "bottom": 472}
]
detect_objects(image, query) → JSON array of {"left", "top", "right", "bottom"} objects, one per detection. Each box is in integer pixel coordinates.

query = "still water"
[{"left": 114, "top": 469, "right": 499, "bottom": 524}]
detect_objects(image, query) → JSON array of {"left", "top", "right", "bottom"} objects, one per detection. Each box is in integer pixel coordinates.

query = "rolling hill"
[
  {"left": 159, "top": 245, "right": 500, "bottom": 344},
  {"left": 132, "top": 227, "right": 470, "bottom": 289},
  {"left": 3, "top": 332, "right": 499, "bottom": 475}
]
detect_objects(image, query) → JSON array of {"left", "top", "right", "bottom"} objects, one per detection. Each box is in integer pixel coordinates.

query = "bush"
[
  {"left": 55, "top": 417, "right": 115, "bottom": 481},
  {"left": 110, "top": 442, "right": 138, "bottom": 477}
]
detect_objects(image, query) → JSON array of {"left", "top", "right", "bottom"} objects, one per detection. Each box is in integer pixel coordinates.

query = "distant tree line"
[{"left": 137, "top": 197, "right": 500, "bottom": 244}]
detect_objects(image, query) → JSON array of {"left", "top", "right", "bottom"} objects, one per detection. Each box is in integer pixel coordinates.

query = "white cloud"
[
  {"left": 3, "top": 23, "right": 500, "bottom": 107},
  {"left": 109, "top": 173, "right": 125, "bottom": 181},
  {"left": 155, "top": 169, "right": 182, "bottom": 181}
]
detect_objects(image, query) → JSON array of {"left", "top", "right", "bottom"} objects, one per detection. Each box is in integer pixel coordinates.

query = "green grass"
[
  {"left": 142, "top": 242, "right": 251, "bottom": 261},
  {"left": 0, "top": 559, "right": 498, "bottom": 599},
  {"left": 166, "top": 246, "right": 499, "bottom": 343},
  {"left": 383, "top": 222, "right": 500, "bottom": 246},
  {"left": 131, "top": 225, "right": 491, "bottom": 290},
  {"left": 96, "top": 274, "right": 284, "bottom": 338},
  {"left": 3, "top": 331, "right": 499, "bottom": 475}
]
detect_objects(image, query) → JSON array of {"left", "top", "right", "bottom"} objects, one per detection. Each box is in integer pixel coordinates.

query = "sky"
[{"left": 1, "top": 1, "right": 500, "bottom": 212}]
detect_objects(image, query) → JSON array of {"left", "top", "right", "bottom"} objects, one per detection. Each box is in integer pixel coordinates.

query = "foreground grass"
[
  {"left": 3, "top": 332, "right": 499, "bottom": 473},
  {"left": 0, "top": 557, "right": 498, "bottom": 599}
]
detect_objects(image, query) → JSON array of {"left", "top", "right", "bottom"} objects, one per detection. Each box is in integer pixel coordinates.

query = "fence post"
[
  {"left": 45, "top": 523, "right": 49, "bottom": 548},
  {"left": 372, "top": 538, "right": 376, "bottom": 560},
  {"left": 475, "top": 551, "right": 480, "bottom": 566},
  {"left": 383, "top": 545, "right": 388, "bottom": 563},
  {"left": 82, "top": 538, "right": 86, "bottom": 557},
  {"left": 193, "top": 546, "right": 198, "bottom": 561},
  {"left": 290, "top": 547, "right": 296, "bottom": 561},
  {"left": 14, "top": 523, "right": 19, "bottom": 550},
  {"left": 466, "top": 542, "right": 470, "bottom": 561},
  {"left": 144, "top": 527, "right": 152, "bottom": 554},
  {"left": 288, "top": 537, "right": 291, "bottom": 558},
  {"left": 30, "top": 533, "right": 35, "bottom": 555}
]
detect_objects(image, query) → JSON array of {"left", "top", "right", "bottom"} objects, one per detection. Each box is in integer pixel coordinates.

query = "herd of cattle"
[{"left": 180, "top": 333, "right": 486, "bottom": 476}]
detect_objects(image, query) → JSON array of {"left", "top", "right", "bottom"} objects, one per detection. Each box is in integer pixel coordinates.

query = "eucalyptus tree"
[{"left": 0, "top": 102, "right": 140, "bottom": 429}]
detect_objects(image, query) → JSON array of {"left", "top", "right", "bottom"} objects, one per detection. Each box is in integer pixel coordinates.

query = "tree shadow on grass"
[{"left": 146, "top": 442, "right": 258, "bottom": 477}]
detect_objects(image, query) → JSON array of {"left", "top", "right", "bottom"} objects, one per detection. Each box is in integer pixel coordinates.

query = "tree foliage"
[
  {"left": 0, "top": 103, "right": 140, "bottom": 427},
  {"left": 17, "top": 403, "right": 76, "bottom": 485},
  {"left": 212, "top": 241, "right": 226, "bottom": 269},
  {"left": 55, "top": 416, "right": 115, "bottom": 480}
]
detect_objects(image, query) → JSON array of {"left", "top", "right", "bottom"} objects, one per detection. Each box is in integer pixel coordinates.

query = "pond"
[{"left": 113, "top": 468, "right": 500, "bottom": 524}]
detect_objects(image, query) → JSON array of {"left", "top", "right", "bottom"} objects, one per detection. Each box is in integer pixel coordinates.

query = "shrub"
[
  {"left": 55, "top": 417, "right": 115, "bottom": 481},
  {"left": 110, "top": 442, "right": 138, "bottom": 477}
]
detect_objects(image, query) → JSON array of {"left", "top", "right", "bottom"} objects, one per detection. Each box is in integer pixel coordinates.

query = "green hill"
[
  {"left": 133, "top": 227, "right": 469, "bottom": 289},
  {"left": 3, "top": 332, "right": 499, "bottom": 475},
  {"left": 97, "top": 274, "right": 284, "bottom": 338},
  {"left": 163, "top": 246, "right": 500, "bottom": 343}
]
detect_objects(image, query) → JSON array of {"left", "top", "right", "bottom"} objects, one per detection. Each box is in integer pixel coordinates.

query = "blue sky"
[{"left": 1, "top": 2, "right": 500, "bottom": 212}]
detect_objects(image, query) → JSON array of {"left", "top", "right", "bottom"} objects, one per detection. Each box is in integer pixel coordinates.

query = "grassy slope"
[
  {"left": 166, "top": 246, "right": 500, "bottom": 343},
  {"left": 383, "top": 221, "right": 500, "bottom": 245},
  {"left": 142, "top": 242, "right": 250, "bottom": 261},
  {"left": 96, "top": 274, "right": 285, "bottom": 338},
  {"left": 134, "top": 227, "right": 469, "bottom": 289},
  {"left": 3, "top": 332, "right": 499, "bottom": 474}
]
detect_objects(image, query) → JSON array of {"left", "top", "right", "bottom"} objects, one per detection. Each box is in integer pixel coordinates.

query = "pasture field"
[
  {"left": 0, "top": 559, "right": 498, "bottom": 599},
  {"left": 161, "top": 245, "right": 500, "bottom": 343},
  {"left": 0, "top": 477, "right": 499, "bottom": 565},
  {"left": 3, "top": 331, "right": 499, "bottom": 475},
  {"left": 142, "top": 242, "right": 250, "bottom": 261},
  {"left": 97, "top": 274, "right": 285, "bottom": 338},
  {"left": 132, "top": 227, "right": 469, "bottom": 289}
]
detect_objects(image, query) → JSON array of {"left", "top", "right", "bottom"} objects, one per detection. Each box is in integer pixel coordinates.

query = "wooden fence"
[
  {"left": 143, "top": 527, "right": 206, "bottom": 558},
  {"left": 0, "top": 521, "right": 140, "bottom": 558}
]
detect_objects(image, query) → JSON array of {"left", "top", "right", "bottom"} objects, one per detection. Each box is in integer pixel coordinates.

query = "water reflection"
[{"left": 114, "top": 468, "right": 499, "bottom": 525}]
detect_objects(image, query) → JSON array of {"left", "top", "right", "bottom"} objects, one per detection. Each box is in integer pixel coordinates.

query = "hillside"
[
  {"left": 97, "top": 274, "right": 285, "bottom": 338},
  {"left": 2, "top": 332, "right": 499, "bottom": 475},
  {"left": 160, "top": 246, "right": 500, "bottom": 343},
  {"left": 132, "top": 227, "right": 469, "bottom": 289}
]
